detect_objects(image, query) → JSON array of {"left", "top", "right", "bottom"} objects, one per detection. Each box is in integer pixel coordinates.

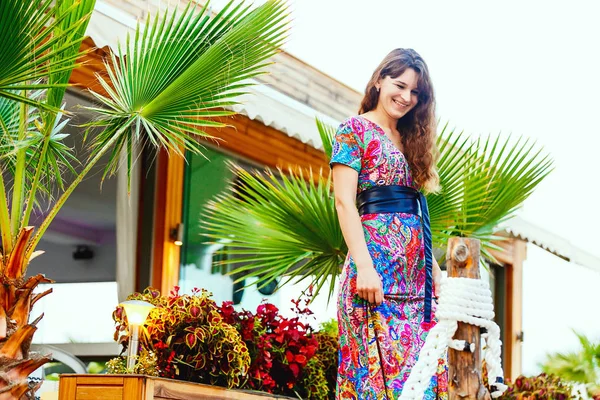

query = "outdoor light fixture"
[
  {"left": 120, "top": 300, "right": 155, "bottom": 371},
  {"left": 72, "top": 245, "right": 94, "bottom": 260},
  {"left": 170, "top": 223, "right": 184, "bottom": 246}
]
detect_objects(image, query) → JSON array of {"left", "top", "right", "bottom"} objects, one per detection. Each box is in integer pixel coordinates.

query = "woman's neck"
[{"left": 363, "top": 107, "right": 398, "bottom": 133}]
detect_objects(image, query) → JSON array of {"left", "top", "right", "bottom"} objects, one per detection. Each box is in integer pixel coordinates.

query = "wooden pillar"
[
  {"left": 151, "top": 149, "right": 185, "bottom": 294},
  {"left": 489, "top": 237, "right": 526, "bottom": 380},
  {"left": 447, "top": 237, "right": 491, "bottom": 400},
  {"left": 506, "top": 240, "right": 526, "bottom": 379}
]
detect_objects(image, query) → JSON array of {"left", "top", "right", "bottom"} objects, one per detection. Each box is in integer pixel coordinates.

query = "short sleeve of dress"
[{"left": 329, "top": 119, "right": 362, "bottom": 173}]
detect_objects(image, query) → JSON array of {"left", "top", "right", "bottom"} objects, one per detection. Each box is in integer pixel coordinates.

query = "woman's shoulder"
[{"left": 337, "top": 115, "right": 369, "bottom": 135}]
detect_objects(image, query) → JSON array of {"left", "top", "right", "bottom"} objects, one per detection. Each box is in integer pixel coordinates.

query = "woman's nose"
[{"left": 400, "top": 89, "right": 411, "bottom": 103}]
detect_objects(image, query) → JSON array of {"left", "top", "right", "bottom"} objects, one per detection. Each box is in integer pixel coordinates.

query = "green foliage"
[
  {"left": 86, "top": 361, "right": 107, "bottom": 374},
  {"left": 202, "top": 120, "right": 553, "bottom": 299},
  {"left": 316, "top": 117, "right": 336, "bottom": 159},
  {"left": 112, "top": 287, "right": 250, "bottom": 388},
  {"left": 82, "top": 0, "right": 289, "bottom": 186},
  {"left": 106, "top": 350, "right": 159, "bottom": 376},
  {"left": 300, "top": 355, "right": 330, "bottom": 400},
  {"left": 204, "top": 162, "right": 346, "bottom": 298},
  {"left": 432, "top": 127, "right": 553, "bottom": 262},
  {"left": 318, "top": 319, "right": 338, "bottom": 337},
  {"left": 0, "top": 0, "right": 95, "bottom": 110},
  {"left": 541, "top": 331, "right": 600, "bottom": 398},
  {"left": 312, "top": 327, "right": 339, "bottom": 399},
  {"left": 43, "top": 360, "right": 108, "bottom": 381}
]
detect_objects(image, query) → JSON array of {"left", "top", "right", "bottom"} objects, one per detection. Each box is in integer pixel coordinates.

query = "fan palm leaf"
[
  {"left": 203, "top": 119, "right": 553, "bottom": 299},
  {"left": 0, "top": 95, "right": 77, "bottom": 250},
  {"left": 82, "top": 0, "right": 289, "bottom": 182},
  {"left": 0, "top": 0, "right": 95, "bottom": 110},
  {"left": 25, "top": 0, "right": 289, "bottom": 259},
  {"left": 204, "top": 162, "right": 345, "bottom": 297},
  {"left": 0, "top": 0, "right": 94, "bottom": 251}
]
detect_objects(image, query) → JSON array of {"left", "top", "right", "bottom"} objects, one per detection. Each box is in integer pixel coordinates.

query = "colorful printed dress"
[{"left": 330, "top": 115, "right": 448, "bottom": 399}]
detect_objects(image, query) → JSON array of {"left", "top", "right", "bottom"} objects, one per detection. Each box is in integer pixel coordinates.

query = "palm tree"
[
  {"left": 202, "top": 119, "right": 553, "bottom": 298},
  {"left": 0, "top": 0, "right": 289, "bottom": 397}
]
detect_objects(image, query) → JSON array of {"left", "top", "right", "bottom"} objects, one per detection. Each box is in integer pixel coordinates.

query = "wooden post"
[{"left": 447, "top": 237, "right": 491, "bottom": 400}]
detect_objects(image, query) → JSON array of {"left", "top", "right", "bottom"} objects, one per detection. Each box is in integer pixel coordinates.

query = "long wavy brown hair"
[{"left": 359, "top": 48, "right": 440, "bottom": 193}]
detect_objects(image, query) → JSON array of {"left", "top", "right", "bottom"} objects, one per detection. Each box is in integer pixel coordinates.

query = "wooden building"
[{"left": 30, "top": 0, "right": 600, "bottom": 384}]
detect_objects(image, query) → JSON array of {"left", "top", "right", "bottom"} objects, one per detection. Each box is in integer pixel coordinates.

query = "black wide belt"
[{"left": 356, "top": 185, "right": 434, "bottom": 322}]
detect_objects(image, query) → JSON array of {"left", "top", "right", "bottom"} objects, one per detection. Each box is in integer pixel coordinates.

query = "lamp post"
[{"left": 120, "top": 300, "right": 156, "bottom": 371}]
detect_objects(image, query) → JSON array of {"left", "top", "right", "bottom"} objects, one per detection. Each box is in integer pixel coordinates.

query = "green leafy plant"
[
  {"left": 112, "top": 287, "right": 251, "bottom": 387},
  {"left": 44, "top": 360, "right": 108, "bottom": 381},
  {"left": 203, "top": 119, "right": 553, "bottom": 299},
  {"left": 311, "top": 320, "right": 339, "bottom": 399},
  {"left": 0, "top": 0, "right": 289, "bottom": 396},
  {"left": 106, "top": 350, "right": 159, "bottom": 376},
  {"left": 541, "top": 331, "right": 600, "bottom": 398}
]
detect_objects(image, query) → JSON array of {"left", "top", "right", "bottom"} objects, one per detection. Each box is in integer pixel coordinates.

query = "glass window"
[
  {"left": 178, "top": 148, "right": 284, "bottom": 310},
  {"left": 179, "top": 146, "right": 339, "bottom": 325}
]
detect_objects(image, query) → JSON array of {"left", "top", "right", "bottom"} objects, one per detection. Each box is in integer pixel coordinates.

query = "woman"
[{"left": 331, "top": 48, "right": 448, "bottom": 399}]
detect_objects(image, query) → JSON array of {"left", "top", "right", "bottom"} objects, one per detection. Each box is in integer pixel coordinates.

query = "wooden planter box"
[{"left": 58, "top": 374, "right": 295, "bottom": 400}]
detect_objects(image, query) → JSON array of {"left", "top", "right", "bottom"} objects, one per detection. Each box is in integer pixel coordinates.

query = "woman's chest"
[{"left": 359, "top": 136, "right": 412, "bottom": 187}]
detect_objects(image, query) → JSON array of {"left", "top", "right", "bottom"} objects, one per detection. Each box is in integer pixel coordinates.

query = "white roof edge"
[
  {"left": 85, "top": 1, "right": 340, "bottom": 150},
  {"left": 499, "top": 216, "right": 600, "bottom": 272}
]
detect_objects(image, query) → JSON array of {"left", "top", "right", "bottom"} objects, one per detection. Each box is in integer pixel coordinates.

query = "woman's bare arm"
[{"left": 332, "top": 164, "right": 384, "bottom": 305}]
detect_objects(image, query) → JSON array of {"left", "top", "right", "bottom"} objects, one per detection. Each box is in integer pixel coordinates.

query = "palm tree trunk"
[{"left": 0, "top": 227, "right": 52, "bottom": 399}]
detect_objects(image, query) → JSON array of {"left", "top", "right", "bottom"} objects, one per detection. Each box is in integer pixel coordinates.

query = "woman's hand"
[{"left": 356, "top": 262, "right": 384, "bottom": 305}]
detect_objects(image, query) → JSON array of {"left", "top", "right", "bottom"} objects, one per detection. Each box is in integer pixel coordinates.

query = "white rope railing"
[{"left": 399, "top": 277, "right": 509, "bottom": 399}]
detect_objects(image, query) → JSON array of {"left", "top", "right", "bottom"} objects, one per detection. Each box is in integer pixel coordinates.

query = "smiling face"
[{"left": 375, "top": 68, "right": 420, "bottom": 120}]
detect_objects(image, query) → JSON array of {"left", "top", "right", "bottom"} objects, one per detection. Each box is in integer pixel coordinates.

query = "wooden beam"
[
  {"left": 70, "top": 37, "right": 112, "bottom": 96},
  {"left": 487, "top": 236, "right": 526, "bottom": 380},
  {"left": 151, "top": 149, "right": 185, "bottom": 294},
  {"left": 200, "top": 116, "right": 328, "bottom": 173},
  {"left": 488, "top": 237, "right": 516, "bottom": 266}
]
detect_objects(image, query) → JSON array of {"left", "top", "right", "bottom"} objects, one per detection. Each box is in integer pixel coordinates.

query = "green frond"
[
  {"left": 83, "top": 0, "right": 290, "bottom": 186},
  {"left": 26, "top": 0, "right": 290, "bottom": 259},
  {"left": 0, "top": 0, "right": 96, "bottom": 111},
  {"left": 203, "top": 119, "right": 553, "bottom": 300},
  {"left": 203, "top": 162, "right": 346, "bottom": 300},
  {"left": 316, "top": 117, "right": 336, "bottom": 159},
  {"left": 45, "top": 0, "right": 97, "bottom": 111},
  {"left": 541, "top": 330, "right": 600, "bottom": 395}
]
